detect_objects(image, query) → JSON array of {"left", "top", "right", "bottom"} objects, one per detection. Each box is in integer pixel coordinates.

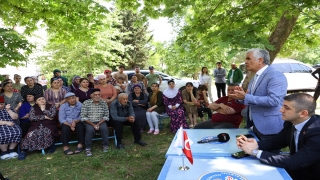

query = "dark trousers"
[
  {"left": 110, "top": 119, "right": 141, "bottom": 143},
  {"left": 194, "top": 120, "right": 235, "bottom": 129},
  {"left": 60, "top": 123, "right": 85, "bottom": 146},
  {"left": 197, "top": 107, "right": 212, "bottom": 119},
  {"left": 215, "top": 83, "right": 226, "bottom": 98},
  {"left": 84, "top": 122, "right": 109, "bottom": 149},
  {"left": 314, "top": 85, "right": 320, "bottom": 101},
  {"left": 20, "top": 121, "right": 31, "bottom": 138},
  {"left": 253, "top": 126, "right": 280, "bottom": 154}
]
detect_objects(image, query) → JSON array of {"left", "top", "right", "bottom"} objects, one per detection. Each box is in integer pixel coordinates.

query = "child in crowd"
[{"left": 116, "top": 77, "right": 127, "bottom": 93}]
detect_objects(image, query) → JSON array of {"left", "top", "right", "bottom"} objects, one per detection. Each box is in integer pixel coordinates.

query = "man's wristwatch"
[{"left": 251, "top": 149, "right": 259, "bottom": 157}]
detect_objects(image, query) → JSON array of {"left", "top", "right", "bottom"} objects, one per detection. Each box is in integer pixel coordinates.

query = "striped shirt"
[
  {"left": 81, "top": 99, "right": 109, "bottom": 123},
  {"left": 44, "top": 88, "right": 66, "bottom": 105}
]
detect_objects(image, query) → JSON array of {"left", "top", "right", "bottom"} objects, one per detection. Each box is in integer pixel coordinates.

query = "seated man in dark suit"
[
  {"left": 237, "top": 93, "right": 320, "bottom": 180},
  {"left": 194, "top": 84, "right": 246, "bottom": 129},
  {"left": 110, "top": 93, "right": 147, "bottom": 149}
]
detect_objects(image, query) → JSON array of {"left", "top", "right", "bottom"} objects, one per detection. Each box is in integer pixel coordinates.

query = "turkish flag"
[{"left": 182, "top": 131, "right": 193, "bottom": 165}]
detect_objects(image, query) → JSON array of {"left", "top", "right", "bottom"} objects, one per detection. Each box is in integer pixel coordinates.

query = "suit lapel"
[
  {"left": 252, "top": 66, "right": 272, "bottom": 94},
  {"left": 297, "top": 116, "right": 316, "bottom": 149}
]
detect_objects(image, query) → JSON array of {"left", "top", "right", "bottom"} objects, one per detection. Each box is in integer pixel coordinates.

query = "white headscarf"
[{"left": 163, "top": 87, "right": 179, "bottom": 98}]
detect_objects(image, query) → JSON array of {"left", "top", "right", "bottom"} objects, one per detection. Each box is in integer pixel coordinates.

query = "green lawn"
[{"left": 1, "top": 119, "right": 175, "bottom": 180}]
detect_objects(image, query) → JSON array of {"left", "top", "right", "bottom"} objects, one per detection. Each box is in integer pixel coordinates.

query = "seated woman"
[
  {"left": 116, "top": 77, "right": 127, "bottom": 93},
  {"left": 74, "top": 78, "right": 92, "bottom": 103},
  {"left": 128, "top": 84, "right": 148, "bottom": 132},
  {"left": 197, "top": 85, "right": 212, "bottom": 121},
  {"left": 94, "top": 75, "right": 117, "bottom": 107},
  {"left": 146, "top": 83, "right": 165, "bottom": 135},
  {"left": 0, "top": 96, "right": 22, "bottom": 160},
  {"left": 162, "top": 80, "right": 188, "bottom": 133},
  {"left": 126, "top": 74, "right": 146, "bottom": 94},
  {"left": 44, "top": 78, "right": 66, "bottom": 109},
  {"left": 18, "top": 93, "right": 35, "bottom": 160},
  {"left": 69, "top": 76, "right": 81, "bottom": 93},
  {"left": 21, "top": 77, "right": 44, "bottom": 101},
  {"left": 22, "top": 95, "right": 57, "bottom": 153},
  {"left": 1, "top": 81, "right": 23, "bottom": 113},
  {"left": 182, "top": 82, "right": 199, "bottom": 128}
]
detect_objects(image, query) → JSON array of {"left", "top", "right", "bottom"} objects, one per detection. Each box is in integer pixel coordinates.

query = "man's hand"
[
  {"left": 45, "top": 116, "right": 53, "bottom": 120},
  {"left": 40, "top": 105, "right": 46, "bottom": 111},
  {"left": 229, "top": 86, "right": 246, "bottom": 100},
  {"left": 93, "top": 124, "right": 99, "bottom": 130},
  {"left": 127, "top": 116, "right": 135, "bottom": 123},
  {"left": 147, "top": 108, "right": 153, "bottom": 112},
  {"left": 219, "top": 104, "right": 234, "bottom": 114},
  {"left": 237, "top": 135, "right": 258, "bottom": 155}
]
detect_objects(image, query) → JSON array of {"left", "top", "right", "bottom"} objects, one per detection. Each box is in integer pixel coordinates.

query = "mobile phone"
[
  {"left": 231, "top": 151, "right": 250, "bottom": 159},
  {"left": 236, "top": 134, "right": 254, "bottom": 138}
]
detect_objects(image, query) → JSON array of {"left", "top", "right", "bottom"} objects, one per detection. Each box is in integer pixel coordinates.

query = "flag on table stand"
[
  {"left": 182, "top": 130, "right": 193, "bottom": 165},
  {"left": 173, "top": 126, "right": 194, "bottom": 170}
]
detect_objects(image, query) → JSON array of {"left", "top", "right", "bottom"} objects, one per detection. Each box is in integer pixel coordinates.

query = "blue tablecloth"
[
  {"left": 158, "top": 156, "right": 292, "bottom": 180},
  {"left": 165, "top": 129, "right": 257, "bottom": 157}
]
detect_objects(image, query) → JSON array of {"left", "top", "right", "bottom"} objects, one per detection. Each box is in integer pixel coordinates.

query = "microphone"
[{"left": 197, "top": 133, "right": 230, "bottom": 143}]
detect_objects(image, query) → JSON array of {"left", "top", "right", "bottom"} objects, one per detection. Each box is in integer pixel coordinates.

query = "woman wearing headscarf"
[
  {"left": 126, "top": 74, "right": 147, "bottom": 94},
  {"left": 21, "top": 77, "right": 44, "bottom": 101},
  {"left": 0, "top": 95, "right": 22, "bottom": 160},
  {"left": 74, "top": 78, "right": 92, "bottom": 103},
  {"left": 128, "top": 84, "right": 148, "bottom": 132},
  {"left": 1, "top": 81, "right": 23, "bottom": 113},
  {"left": 182, "top": 82, "right": 199, "bottom": 128},
  {"left": 104, "top": 69, "right": 117, "bottom": 86},
  {"left": 162, "top": 80, "right": 188, "bottom": 133},
  {"left": 22, "top": 95, "right": 57, "bottom": 154},
  {"left": 94, "top": 74, "right": 117, "bottom": 107},
  {"left": 146, "top": 83, "right": 165, "bottom": 135},
  {"left": 44, "top": 78, "right": 66, "bottom": 109},
  {"left": 69, "top": 76, "right": 81, "bottom": 92}
]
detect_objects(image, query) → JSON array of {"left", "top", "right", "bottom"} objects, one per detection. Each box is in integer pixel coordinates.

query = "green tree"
[
  {"left": 0, "top": 0, "right": 108, "bottom": 67},
  {"left": 0, "top": 28, "right": 34, "bottom": 67},
  {"left": 113, "top": 10, "right": 154, "bottom": 69}
]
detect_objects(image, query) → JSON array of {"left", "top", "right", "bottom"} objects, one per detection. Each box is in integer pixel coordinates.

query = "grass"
[
  {"left": 0, "top": 118, "right": 175, "bottom": 180},
  {"left": 1, "top": 116, "right": 289, "bottom": 179}
]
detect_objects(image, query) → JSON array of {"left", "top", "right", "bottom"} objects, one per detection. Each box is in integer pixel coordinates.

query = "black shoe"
[
  {"left": 48, "top": 144, "right": 56, "bottom": 154},
  {"left": 116, "top": 144, "right": 125, "bottom": 150},
  {"left": 134, "top": 140, "right": 147, "bottom": 146}
]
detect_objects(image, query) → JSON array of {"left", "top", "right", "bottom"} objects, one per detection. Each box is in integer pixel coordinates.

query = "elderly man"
[
  {"left": 230, "top": 48, "right": 287, "bottom": 142},
  {"left": 194, "top": 84, "right": 246, "bottom": 129},
  {"left": 59, "top": 92, "right": 85, "bottom": 155},
  {"left": 81, "top": 89, "right": 109, "bottom": 156},
  {"left": 226, "top": 63, "right": 243, "bottom": 85},
  {"left": 110, "top": 93, "right": 147, "bottom": 149},
  {"left": 237, "top": 93, "right": 320, "bottom": 180}
]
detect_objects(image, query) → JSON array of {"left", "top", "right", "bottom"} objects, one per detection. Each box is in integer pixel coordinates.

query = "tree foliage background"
[{"left": 1, "top": 0, "right": 320, "bottom": 78}]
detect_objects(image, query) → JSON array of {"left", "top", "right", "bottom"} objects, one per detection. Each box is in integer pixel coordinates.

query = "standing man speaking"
[{"left": 230, "top": 48, "right": 287, "bottom": 141}]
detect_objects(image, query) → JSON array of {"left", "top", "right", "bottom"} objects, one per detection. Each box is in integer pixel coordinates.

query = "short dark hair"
[
  {"left": 198, "top": 85, "right": 208, "bottom": 91},
  {"left": 284, "top": 93, "right": 316, "bottom": 116},
  {"left": 228, "top": 83, "right": 239, "bottom": 87}
]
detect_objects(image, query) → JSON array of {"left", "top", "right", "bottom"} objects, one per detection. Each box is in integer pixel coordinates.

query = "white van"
[{"left": 239, "top": 59, "right": 317, "bottom": 92}]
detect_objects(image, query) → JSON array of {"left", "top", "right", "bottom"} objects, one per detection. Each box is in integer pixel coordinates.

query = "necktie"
[
  {"left": 290, "top": 125, "right": 297, "bottom": 154},
  {"left": 250, "top": 74, "right": 259, "bottom": 93},
  {"left": 248, "top": 74, "right": 259, "bottom": 121}
]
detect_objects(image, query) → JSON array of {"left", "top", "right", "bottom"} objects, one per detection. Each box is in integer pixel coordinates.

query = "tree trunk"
[
  {"left": 241, "top": 11, "right": 299, "bottom": 88},
  {"left": 267, "top": 11, "right": 300, "bottom": 63}
]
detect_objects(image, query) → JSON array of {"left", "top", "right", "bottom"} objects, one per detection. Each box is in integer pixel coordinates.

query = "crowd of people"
[{"left": 1, "top": 48, "right": 319, "bottom": 179}]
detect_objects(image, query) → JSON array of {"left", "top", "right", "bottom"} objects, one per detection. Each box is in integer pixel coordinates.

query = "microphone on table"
[{"left": 197, "top": 133, "right": 230, "bottom": 143}]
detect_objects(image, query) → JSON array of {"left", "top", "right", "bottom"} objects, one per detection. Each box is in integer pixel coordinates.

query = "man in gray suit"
[{"left": 230, "top": 48, "right": 287, "bottom": 141}]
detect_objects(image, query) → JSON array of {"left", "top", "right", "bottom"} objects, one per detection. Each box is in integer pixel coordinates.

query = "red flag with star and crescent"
[{"left": 182, "top": 130, "right": 193, "bottom": 164}]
